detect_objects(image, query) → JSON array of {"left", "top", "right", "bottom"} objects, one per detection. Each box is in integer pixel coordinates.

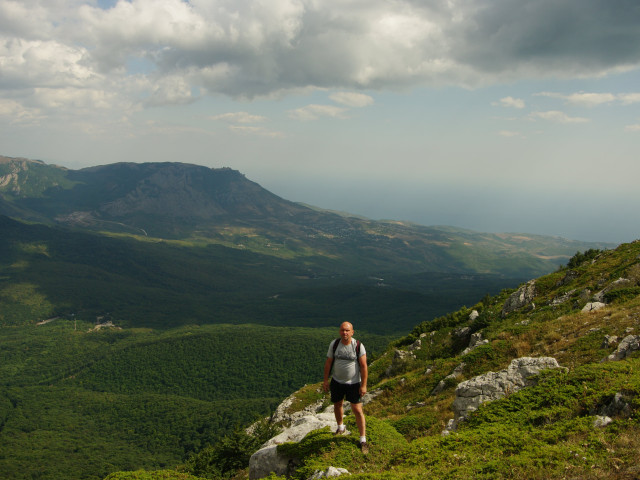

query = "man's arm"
[
  {"left": 358, "top": 354, "right": 368, "bottom": 397},
  {"left": 323, "top": 357, "right": 333, "bottom": 393}
]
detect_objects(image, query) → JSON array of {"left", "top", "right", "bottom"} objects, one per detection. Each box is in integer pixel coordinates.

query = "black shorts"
[{"left": 330, "top": 378, "right": 362, "bottom": 404}]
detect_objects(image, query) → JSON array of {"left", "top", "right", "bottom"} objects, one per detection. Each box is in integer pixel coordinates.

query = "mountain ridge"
[{"left": 0, "top": 155, "right": 615, "bottom": 278}]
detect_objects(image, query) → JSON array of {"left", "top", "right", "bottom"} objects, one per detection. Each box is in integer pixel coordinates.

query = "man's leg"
[
  {"left": 351, "top": 402, "right": 366, "bottom": 437},
  {"left": 333, "top": 399, "right": 344, "bottom": 426}
]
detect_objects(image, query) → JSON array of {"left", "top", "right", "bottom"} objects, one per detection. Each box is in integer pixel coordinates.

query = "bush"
[
  {"left": 104, "top": 470, "right": 204, "bottom": 480},
  {"left": 566, "top": 249, "right": 601, "bottom": 269}
]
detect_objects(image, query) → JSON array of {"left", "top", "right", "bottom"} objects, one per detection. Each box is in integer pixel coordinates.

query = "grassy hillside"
[
  {"left": 277, "top": 241, "right": 640, "bottom": 479},
  {"left": 129, "top": 241, "right": 640, "bottom": 480}
]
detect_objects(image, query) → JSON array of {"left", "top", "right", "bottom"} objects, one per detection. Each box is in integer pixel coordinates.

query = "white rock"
[
  {"left": 604, "top": 335, "right": 640, "bottom": 362},
  {"left": 309, "top": 466, "right": 350, "bottom": 479},
  {"left": 582, "top": 302, "right": 606, "bottom": 313},
  {"left": 447, "top": 357, "right": 563, "bottom": 432},
  {"left": 593, "top": 415, "right": 613, "bottom": 428}
]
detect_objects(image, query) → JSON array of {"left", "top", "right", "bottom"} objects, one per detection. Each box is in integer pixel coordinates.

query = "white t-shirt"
[{"left": 327, "top": 339, "right": 366, "bottom": 384}]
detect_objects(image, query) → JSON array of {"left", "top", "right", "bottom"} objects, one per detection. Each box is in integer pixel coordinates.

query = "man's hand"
[
  {"left": 323, "top": 379, "right": 330, "bottom": 393},
  {"left": 359, "top": 385, "right": 367, "bottom": 397}
]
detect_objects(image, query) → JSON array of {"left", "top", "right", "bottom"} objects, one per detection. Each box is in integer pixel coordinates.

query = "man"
[{"left": 323, "top": 321, "right": 369, "bottom": 454}]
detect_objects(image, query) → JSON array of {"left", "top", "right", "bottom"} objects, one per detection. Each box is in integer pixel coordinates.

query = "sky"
[{"left": 1, "top": 0, "right": 639, "bottom": 244}]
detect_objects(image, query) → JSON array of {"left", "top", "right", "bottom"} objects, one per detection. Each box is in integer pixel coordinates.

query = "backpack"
[{"left": 329, "top": 338, "right": 361, "bottom": 373}]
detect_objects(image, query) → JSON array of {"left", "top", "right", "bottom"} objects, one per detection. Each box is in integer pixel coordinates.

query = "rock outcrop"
[
  {"left": 501, "top": 280, "right": 536, "bottom": 317},
  {"left": 593, "top": 277, "right": 632, "bottom": 303},
  {"left": 582, "top": 302, "right": 606, "bottom": 313},
  {"left": 445, "top": 357, "right": 563, "bottom": 433},
  {"left": 249, "top": 391, "right": 381, "bottom": 479},
  {"left": 603, "top": 335, "right": 640, "bottom": 362},
  {"left": 461, "top": 332, "right": 489, "bottom": 355},
  {"left": 309, "top": 466, "right": 350, "bottom": 478}
]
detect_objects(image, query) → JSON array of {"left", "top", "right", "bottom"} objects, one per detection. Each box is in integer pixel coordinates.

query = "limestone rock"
[
  {"left": 603, "top": 335, "right": 640, "bottom": 362},
  {"left": 249, "top": 390, "right": 382, "bottom": 479},
  {"left": 501, "top": 280, "right": 536, "bottom": 317},
  {"left": 582, "top": 302, "right": 606, "bottom": 313},
  {"left": 408, "top": 338, "right": 422, "bottom": 351},
  {"left": 593, "top": 415, "right": 613, "bottom": 428},
  {"left": 447, "top": 357, "right": 562, "bottom": 432},
  {"left": 593, "top": 277, "right": 632, "bottom": 303},
  {"left": 309, "top": 466, "right": 350, "bottom": 479},
  {"left": 595, "top": 392, "right": 633, "bottom": 418},
  {"left": 469, "top": 310, "right": 479, "bottom": 321},
  {"left": 550, "top": 289, "right": 576, "bottom": 306},
  {"left": 453, "top": 326, "right": 471, "bottom": 338},
  {"left": 249, "top": 445, "right": 297, "bottom": 480},
  {"left": 461, "top": 332, "right": 489, "bottom": 355}
]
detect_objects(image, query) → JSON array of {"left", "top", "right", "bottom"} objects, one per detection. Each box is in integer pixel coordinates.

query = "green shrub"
[
  {"left": 391, "top": 412, "right": 438, "bottom": 438},
  {"left": 603, "top": 286, "right": 640, "bottom": 304},
  {"left": 104, "top": 470, "right": 204, "bottom": 480}
]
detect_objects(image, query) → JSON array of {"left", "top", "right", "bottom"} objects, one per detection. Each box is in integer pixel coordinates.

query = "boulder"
[
  {"left": 603, "top": 335, "right": 640, "bottom": 362},
  {"left": 550, "top": 289, "right": 576, "bottom": 306},
  {"left": 309, "top": 466, "right": 350, "bottom": 479},
  {"left": 582, "top": 302, "right": 606, "bottom": 313},
  {"left": 453, "top": 326, "right": 471, "bottom": 338},
  {"left": 593, "top": 277, "right": 632, "bottom": 303},
  {"left": 249, "top": 445, "right": 297, "bottom": 480},
  {"left": 593, "top": 392, "right": 633, "bottom": 419},
  {"left": 468, "top": 310, "right": 479, "bottom": 321},
  {"left": 461, "top": 332, "right": 489, "bottom": 355},
  {"left": 447, "top": 357, "right": 563, "bottom": 431},
  {"left": 501, "top": 280, "right": 536, "bottom": 317},
  {"left": 593, "top": 415, "right": 613, "bottom": 428},
  {"left": 601, "top": 335, "right": 619, "bottom": 349},
  {"left": 408, "top": 338, "right": 422, "bottom": 351},
  {"left": 249, "top": 391, "right": 382, "bottom": 479}
]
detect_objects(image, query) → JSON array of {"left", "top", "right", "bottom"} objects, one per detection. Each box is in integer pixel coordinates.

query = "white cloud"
[
  {"left": 0, "top": 98, "right": 44, "bottom": 124},
  {"left": 145, "top": 75, "right": 196, "bottom": 106},
  {"left": 536, "top": 91, "right": 640, "bottom": 107},
  {"left": 329, "top": 92, "right": 374, "bottom": 108},
  {"left": 619, "top": 93, "right": 640, "bottom": 105},
  {"left": 529, "top": 110, "right": 590, "bottom": 124},
  {"left": 625, "top": 124, "right": 640, "bottom": 132},
  {"left": 228, "top": 125, "right": 284, "bottom": 138},
  {"left": 536, "top": 91, "right": 616, "bottom": 107},
  {"left": 211, "top": 112, "right": 268, "bottom": 123},
  {"left": 498, "top": 130, "right": 524, "bottom": 138},
  {"left": 494, "top": 96, "right": 525, "bottom": 109},
  {"left": 287, "top": 104, "right": 348, "bottom": 121}
]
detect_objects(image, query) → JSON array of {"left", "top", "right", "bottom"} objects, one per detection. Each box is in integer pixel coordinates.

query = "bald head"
[{"left": 339, "top": 322, "right": 354, "bottom": 344}]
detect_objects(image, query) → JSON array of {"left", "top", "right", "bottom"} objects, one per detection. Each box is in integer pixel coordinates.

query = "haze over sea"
[{"left": 1, "top": 0, "right": 639, "bottom": 243}]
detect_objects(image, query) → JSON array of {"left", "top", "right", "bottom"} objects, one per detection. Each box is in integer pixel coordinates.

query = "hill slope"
[{"left": 163, "top": 241, "right": 640, "bottom": 480}]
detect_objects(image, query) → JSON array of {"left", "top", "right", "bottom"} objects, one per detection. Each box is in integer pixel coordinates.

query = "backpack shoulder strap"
[{"left": 332, "top": 338, "right": 340, "bottom": 355}]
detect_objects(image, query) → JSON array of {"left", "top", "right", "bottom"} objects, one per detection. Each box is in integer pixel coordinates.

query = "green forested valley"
[{"left": 0, "top": 322, "right": 393, "bottom": 479}]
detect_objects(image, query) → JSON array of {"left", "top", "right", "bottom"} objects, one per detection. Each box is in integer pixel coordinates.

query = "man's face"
[{"left": 339, "top": 323, "right": 354, "bottom": 342}]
